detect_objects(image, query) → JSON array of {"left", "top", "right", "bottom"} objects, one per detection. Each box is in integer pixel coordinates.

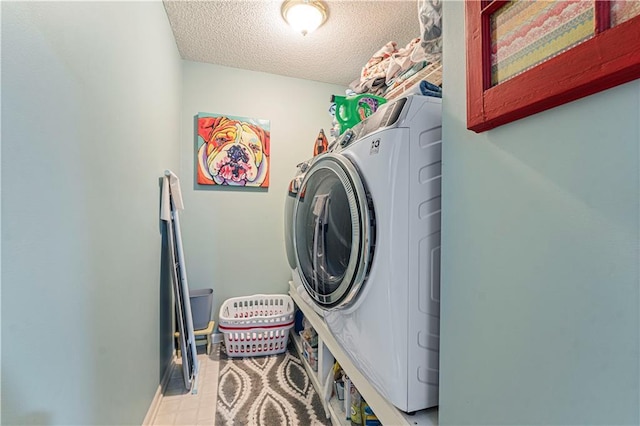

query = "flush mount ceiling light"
[{"left": 281, "top": 0, "right": 328, "bottom": 36}]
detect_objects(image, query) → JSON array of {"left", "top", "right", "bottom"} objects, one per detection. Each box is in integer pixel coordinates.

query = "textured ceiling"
[{"left": 163, "top": 0, "right": 422, "bottom": 87}]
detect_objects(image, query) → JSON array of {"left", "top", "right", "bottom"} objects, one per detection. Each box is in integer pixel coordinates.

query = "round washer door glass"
[{"left": 293, "top": 154, "right": 374, "bottom": 309}]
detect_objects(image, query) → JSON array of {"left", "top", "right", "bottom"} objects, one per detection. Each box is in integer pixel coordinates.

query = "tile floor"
[{"left": 152, "top": 346, "right": 220, "bottom": 426}]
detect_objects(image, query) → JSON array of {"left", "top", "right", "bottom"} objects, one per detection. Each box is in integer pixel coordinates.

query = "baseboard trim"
[{"left": 142, "top": 357, "right": 176, "bottom": 426}]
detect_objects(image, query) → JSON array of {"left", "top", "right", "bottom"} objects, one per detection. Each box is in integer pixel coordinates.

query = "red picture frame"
[{"left": 465, "top": 0, "right": 640, "bottom": 133}]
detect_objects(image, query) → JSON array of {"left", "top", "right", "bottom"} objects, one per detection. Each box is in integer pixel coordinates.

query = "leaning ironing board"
[{"left": 161, "top": 170, "right": 199, "bottom": 393}]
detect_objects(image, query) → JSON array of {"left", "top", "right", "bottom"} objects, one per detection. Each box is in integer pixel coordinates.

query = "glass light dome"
[{"left": 282, "top": 0, "right": 327, "bottom": 36}]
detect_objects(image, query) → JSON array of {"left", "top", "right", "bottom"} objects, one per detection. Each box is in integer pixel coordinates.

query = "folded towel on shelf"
[
  {"left": 349, "top": 38, "right": 428, "bottom": 96},
  {"left": 420, "top": 80, "right": 442, "bottom": 98},
  {"left": 381, "top": 61, "right": 442, "bottom": 100},
  {"left": 385, "top": 60, "right": 428, "bottom": 93},
  {"left": 385, "top": 38, "right": 422, "bottom": 82}
]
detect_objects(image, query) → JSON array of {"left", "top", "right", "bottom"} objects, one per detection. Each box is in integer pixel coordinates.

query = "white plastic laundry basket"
[{"left": 218, "top": 294, "right": 295, "bottom": 357}]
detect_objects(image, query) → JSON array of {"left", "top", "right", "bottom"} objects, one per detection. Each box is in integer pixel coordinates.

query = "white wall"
[
  {"left": 439, "top": 1, "right": 639, "bottom": 424},
  {"left": 1, "top": 2, "right": 181, "bottom": 424},
  {"left": 180, "top": 61, "right": 344, "bottom": 320}
]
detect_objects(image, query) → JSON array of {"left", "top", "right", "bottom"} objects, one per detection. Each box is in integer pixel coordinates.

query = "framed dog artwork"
[{"left": 196, "top": 113, "right": 271, "bottom": 188}]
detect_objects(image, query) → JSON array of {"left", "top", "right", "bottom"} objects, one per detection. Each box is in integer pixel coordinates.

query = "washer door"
[
  {"left": 293, "top": 154, "right": 375, "bottom": 309},
  {"left": 284, "top": 177, "right": 300, "bottom": 270}
]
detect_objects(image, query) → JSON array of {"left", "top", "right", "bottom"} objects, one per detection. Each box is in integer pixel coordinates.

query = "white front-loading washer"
[{"left": 291, "top": 95, "right": 442, "bottom": 412}]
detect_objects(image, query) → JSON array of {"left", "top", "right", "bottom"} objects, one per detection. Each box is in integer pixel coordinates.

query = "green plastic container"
[{"left": 332, "top": 94, "right": 387, "bottom": 135}]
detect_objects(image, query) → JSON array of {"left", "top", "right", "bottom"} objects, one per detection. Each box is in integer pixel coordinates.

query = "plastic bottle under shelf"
[{"left": 349, "top": 382, "right": 362, "bottom": 426}]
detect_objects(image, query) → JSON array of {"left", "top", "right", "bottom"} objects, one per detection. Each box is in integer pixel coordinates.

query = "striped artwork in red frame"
[{"left": 465, "top": 0, "right": 640, "bottom": 133}]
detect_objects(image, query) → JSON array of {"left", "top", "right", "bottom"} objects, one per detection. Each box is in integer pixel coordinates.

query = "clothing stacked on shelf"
[
  {"left": 383, "top": 62, "right": 442, "bottom": 100},
  {"left": 349, "top": 38, "right": 423, "bottom": 96},
  {"left": 348, "top": 0, "right": 442, "bottom": 98}
]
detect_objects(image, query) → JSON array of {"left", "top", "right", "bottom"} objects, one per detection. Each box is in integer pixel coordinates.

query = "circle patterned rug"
[{"left": 215, "top": 343, "right": 331, "bottom": 426}]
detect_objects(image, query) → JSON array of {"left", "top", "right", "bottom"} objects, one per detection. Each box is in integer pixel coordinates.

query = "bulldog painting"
[{"left": 197, "top": 113, "right": 270, "bottom": 187}]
